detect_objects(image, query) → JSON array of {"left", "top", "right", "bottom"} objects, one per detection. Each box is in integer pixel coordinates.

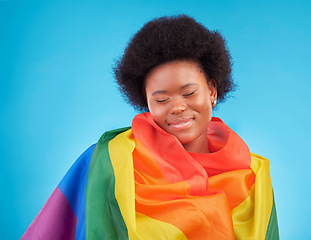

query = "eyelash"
[
  {"left": 183, "top": 91, "right": 196, "bottom": 97},
  {"left": 156, "top": 99, "right": 169, "bottom": 103}
]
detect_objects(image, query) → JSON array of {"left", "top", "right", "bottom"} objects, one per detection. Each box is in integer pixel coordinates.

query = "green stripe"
[
  {"left": 265, "top": 192, "right": 279, "bottom": 240},
  {"left": 85, "top": 127, "right": 131, "bottom": 240}
]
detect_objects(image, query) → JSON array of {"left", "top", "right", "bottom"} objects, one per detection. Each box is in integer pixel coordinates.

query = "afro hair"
[{"left": 114, "top": 14, "right": 234, "bottom": 112}]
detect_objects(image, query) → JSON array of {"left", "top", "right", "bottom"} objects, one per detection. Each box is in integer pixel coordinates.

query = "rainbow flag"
[{"left": 22, "top": 113, "right": 279, "bottom": 240}]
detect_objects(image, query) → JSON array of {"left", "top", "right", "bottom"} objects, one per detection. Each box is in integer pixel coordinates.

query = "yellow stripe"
[
  {"left": 232, "top": 153, "right": 273, "bottom": 240},
  {"left": 109, "top": 129, "right": 139, "bottom": 239},
  {"left": 136, "top": 212, "right": 188, "bottom": 240},
  {"left": 109, "top": 130, "right": 188, "bottom": 240}
]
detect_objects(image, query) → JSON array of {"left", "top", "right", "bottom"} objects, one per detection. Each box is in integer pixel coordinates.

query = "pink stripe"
[{"left": 22, "top": 186, "right": 77, "bottom": 240}]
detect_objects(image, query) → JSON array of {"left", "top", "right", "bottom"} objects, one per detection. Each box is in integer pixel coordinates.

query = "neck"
[{"left": 182, "top": 134, "right": 210, "bottom": 154}]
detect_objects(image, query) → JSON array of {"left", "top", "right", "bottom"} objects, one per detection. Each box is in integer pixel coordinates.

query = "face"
[{"left": 145, "top": 60, "right": 217, "bottom": 152}]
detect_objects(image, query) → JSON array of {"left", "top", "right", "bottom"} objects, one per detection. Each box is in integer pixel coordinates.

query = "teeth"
[
  {"left": 171, "top": 119, "right": 191, "bottom": 125},
  {"left": 168, "top": 118, "right": 194, "bottom": 126}
]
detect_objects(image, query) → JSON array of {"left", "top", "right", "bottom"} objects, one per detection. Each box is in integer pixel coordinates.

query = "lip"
[{"left": 167, "top": 117, "right": 194, "bottom": 130}]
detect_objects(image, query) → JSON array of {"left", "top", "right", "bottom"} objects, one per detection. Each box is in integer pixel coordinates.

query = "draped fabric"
[{"left": 22, "top": 113, "right": 279, "bottom": 240}]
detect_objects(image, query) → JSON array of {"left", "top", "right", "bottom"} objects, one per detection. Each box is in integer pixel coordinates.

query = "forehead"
[{"left": 145, "top": 60, "right": 207, "bottom": 91}]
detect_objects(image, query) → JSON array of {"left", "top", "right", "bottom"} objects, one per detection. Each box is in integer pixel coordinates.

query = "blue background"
[{"left": 1, "top": 0, "right": 310, "bottom": 239}]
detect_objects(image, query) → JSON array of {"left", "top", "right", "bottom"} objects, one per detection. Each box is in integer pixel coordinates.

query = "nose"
[{"left": 170, "top": 97, "right": 187, "bottom": 115}]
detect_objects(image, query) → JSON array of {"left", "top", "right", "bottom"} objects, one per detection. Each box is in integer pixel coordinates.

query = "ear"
[{"left": 208, "top": 79, "right": 217, "bottom": 104}]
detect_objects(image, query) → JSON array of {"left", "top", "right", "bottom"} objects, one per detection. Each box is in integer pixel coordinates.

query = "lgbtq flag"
[{"left": 22, "top": 113, "right": 279, "bottom": 239}]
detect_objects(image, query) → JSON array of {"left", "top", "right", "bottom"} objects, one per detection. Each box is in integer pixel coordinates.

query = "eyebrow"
[
  {"left": 181, "top": 83, "right": 198, "bottom": 89},
  {"left": 151, "top": 83, "right": 198, "bottom": 96},
  {"left": 152, "top": 90, "right": 167, "bottom": 96}
]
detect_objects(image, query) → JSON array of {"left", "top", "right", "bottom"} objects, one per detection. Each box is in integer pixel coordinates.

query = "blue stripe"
[{"left": 58, "top": 144, "right": 95, "bottom": 240}]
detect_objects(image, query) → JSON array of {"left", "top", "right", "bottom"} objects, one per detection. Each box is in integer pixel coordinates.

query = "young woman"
[{"left": 22, "top": 15, "right": 279, "bottom": 240}]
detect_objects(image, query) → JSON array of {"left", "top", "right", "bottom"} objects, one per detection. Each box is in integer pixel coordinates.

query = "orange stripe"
[
  {"left": 136, "top": 192, "right": 235, "bottom": 239},
  {"left": 208, "top": 169, "right": 255, "bottom": 209}
]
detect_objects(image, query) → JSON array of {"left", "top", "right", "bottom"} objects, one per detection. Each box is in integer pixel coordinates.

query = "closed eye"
[
  {"left": 183, "top": 90, "right": 196, "bottom": 97},
  {"left": 156, "top": 98, "right": 169, "bottom": 103}
]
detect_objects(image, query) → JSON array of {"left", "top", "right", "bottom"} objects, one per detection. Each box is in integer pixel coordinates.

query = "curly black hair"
[{"left": 114, "top": 14, "right": 234, "bottom": 112}]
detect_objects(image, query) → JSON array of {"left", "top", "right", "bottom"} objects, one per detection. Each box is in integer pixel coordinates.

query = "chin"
[{"left": 175, "top": 134, "right": 197, "bottom": 145}]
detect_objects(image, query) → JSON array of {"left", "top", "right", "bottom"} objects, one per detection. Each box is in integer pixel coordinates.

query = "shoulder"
[
  {"left": 97, "top": 126, "right": 132, "bottom": 144},
  {"left": 60, "top": 127, "right": 132, "bottom": 183},
  {"left": 250, "top": 152, "right": 272, "bottom": 177},
  {"left": 250, "top": 152, "right": 270, "bottom": 163}
]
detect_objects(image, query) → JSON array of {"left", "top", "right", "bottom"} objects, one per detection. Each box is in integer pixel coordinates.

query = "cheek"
[
  {"left": 148, "top": 102, "right": 167, "bottom": 125},
  {"left": 190, "top": 94, "right": 212, "bottom": 115}
]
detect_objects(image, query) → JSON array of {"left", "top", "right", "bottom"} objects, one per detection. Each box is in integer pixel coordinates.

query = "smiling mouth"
[{"left": 168, "top": 118, "right": 194, "bottom": 130}]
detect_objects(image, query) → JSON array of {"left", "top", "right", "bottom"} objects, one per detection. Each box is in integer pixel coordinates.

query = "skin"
[{"left": 145, "top": 60, "right": 217, "bottom": 153}]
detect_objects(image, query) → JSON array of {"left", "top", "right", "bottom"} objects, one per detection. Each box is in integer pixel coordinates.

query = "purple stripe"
[{"left": 21, "top": 186, "right": 77, "bottom": 240}]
